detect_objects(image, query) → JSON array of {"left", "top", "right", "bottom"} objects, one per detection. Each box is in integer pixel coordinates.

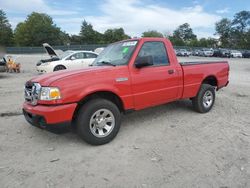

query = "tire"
[
  {"left": 192, "top": 84, "right": 215, "bottom": 113},
  {"left": 76, "top": 98, "right": 121, "bottom": 145},
  {"left": 53, "top": 65, "right": 66, "bottom": 72}
]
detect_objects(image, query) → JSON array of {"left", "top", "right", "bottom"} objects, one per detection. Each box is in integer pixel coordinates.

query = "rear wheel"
[
  {"left": 53, "top": 65, "right": 66, "bottom": 72},
  {"left": 76, "top": 99, "right": 121, "bottom": 145},
  {"left": 192, "top": 84, "right": 215, "bottom": 113}
]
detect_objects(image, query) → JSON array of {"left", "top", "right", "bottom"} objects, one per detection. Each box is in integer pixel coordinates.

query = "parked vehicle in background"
[
  {"left": 242, "top": 50, "right": 250, "bottom": 58},
  {"left": 23, "top": 37, "right": 229, "bottom": 145},
  {"left": 187, "top": 50, "right": 192, "bottom": 56},
  {"left": 213, "top": 49, "right": 230, "bottom": 58},
  {"left": 176, "top": 49, "right": 189, "bottom": 56},
  {"left": 200, "top": 48, "right": 214, "bottom": 57},
  {"left": 94, "top": 47, "right": 105, "bottom": 55},
  {"left": 174, "top": 49, "right": 178, "bottom": 55},
  {"left": 230, "top": 50, "right": 242, "bottom": 58},
  {"left": 37, "top": 43, "right": 98, "bottom": 73},
  {"left": 0, "top": 56, "right": 7, "bottom": 72},
  {"left": 192, "top": 50, "right": 200, "bottom": 56}
]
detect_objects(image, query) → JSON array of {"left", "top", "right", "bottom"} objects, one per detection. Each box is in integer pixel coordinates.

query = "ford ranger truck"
[{"left": 23, "top": 38, "right": 229, "bottom": 145}]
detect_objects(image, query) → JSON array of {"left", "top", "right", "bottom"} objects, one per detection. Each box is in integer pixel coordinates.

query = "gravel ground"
[{"left": 0, "top": 55, "right": 250, "bottom": 188}]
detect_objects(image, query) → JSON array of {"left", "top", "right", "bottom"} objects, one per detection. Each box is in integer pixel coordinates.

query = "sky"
[{"left": 0, "top": 0, "right": 249, "bottom": 38}]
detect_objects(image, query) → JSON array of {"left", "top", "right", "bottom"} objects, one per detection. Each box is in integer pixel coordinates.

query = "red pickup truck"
[{"left": 23, "top": 38, "right": 229, "bottom": 145}]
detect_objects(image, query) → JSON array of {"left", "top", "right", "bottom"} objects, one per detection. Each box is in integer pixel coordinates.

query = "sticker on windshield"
[
  {"left": 122, "top": 47, "right": 129, "bottom": 54},
  {"left": 122, "top": 41, "right": 137, "bottom": 47}
]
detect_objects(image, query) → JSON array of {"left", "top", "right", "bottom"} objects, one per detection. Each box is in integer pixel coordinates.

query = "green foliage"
[
  {"left": 167, "top": 35, "right": 185, "bottom": 46},
  {"left": 173, "top": 23, "right": 197, "bottom": 43},
  {"left": 70, "top": 35, "right": 82, "bottom": 45},
  {"left": 14, "top": 12, "right": 67, "bottom": 46},
  {"left": 0, "top": 9, "right": 13, "bottom": 46},
  {"left": 79, "top": 20, "right": 103, "bottom": 44},
  {"left": 215, "top": 18, "right": 232, "bottom": 48},
  {"left": 167, "top": 23, "right": 197, "bottom": 47},
  {"left": 198, "top": 38, "right": 217, "bottom": 48},
  {"left": 232, "top": 11, "right": 250, "bottom": 32},
  {"left": 103, "top": 28, "right": 130, "bottom": 43},
  {"left": 142, "top": 30, "right": 163, "bottom": 38},
  {"left": 79, "top": 20, "right": 129, "bottom": 44},
  {"left": 0, "top": 9, "right": 249, "bottom": 49},
  {"left": 216, "top": 11, "right": 250, "bottom": 49}
]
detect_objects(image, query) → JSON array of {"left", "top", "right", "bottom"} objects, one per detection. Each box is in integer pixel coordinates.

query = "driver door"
[{"left": 130, "top": 41, "right": 181, "bottom": 109}]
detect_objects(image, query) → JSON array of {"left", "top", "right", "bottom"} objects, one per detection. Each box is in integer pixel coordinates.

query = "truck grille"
[{"left": 24, "top": 82, "right": 41, "bottom": 105}]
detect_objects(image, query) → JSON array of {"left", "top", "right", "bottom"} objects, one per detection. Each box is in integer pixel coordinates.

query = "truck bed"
[{"left": 180, "top": 61, "right": 229, "bottom": 99}]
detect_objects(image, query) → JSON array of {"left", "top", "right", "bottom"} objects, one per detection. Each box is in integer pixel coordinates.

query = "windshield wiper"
[{"left": 97, "top": 61, "right": 116, "bottom": 67}]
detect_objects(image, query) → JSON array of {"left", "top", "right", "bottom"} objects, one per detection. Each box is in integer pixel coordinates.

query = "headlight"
[{"left": 40, "top": 87, "right": 61, "bottom": 100}]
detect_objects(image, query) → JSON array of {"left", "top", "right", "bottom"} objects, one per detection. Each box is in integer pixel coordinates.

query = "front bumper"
[
  {"left": 36, "top": 65, "right": 53, "bottom": 73},
  {"left": 23, "top": 102, "right": 77, "bottom": 128}
]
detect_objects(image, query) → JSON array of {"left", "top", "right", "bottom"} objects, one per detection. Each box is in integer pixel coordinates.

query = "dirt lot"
[{"left": 0, "top": 55, "right": 250, "bottom": 188}]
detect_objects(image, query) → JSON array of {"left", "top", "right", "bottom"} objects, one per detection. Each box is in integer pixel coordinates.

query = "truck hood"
[{"left": 30, "top": 66, "right": 112, "bottom": 86}]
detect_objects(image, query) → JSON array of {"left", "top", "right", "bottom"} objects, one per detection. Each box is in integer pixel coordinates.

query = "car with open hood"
[{"left": 36, "top": 43, "right": 98, "bottom": 73}]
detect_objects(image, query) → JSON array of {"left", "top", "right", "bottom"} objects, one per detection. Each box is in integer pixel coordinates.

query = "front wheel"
[
  {"left": 53, "top": 65, "right": 66, "bottom": 72},
  {"left": 76, "top": 99, "right": 121, "bottom": 145},
  {"left": 192, "top": 84, "right": 215, "bottom": 113}
]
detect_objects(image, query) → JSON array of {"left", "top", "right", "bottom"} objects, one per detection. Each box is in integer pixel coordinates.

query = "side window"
[
  {"left": 71, "top": 52, "right": 85, "bottom": 59},
  {"left": 137, "top": 42, "right": 169, "bottom": 66},
  {"left": 85, "top": 53, "right": 98, "bottom": 58}
]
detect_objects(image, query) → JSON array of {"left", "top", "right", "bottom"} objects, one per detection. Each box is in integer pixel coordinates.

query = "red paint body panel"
[
  {"left": 181, "top": 62, "right": 229, "bottom": 98},
  {"left": 23, "top": 102, "right": 77, "bottom": 124},
  {"left": 23, "top": 38, "right": 229, "bottom": 125}
]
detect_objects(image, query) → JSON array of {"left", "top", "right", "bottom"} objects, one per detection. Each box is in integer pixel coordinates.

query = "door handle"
[{"left": 168, "top": 69, "right": 175, "bottom": 74}]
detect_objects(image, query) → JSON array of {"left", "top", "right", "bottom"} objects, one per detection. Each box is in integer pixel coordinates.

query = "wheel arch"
[
  {"left": 72, "top": 90, "right": 125, "bottom": 123},
  {"left": 53, "top": 64, "right": 66, "bottom": 71},
  {"left": 202, "top": 75, "right": 218, "bottom": 88}
]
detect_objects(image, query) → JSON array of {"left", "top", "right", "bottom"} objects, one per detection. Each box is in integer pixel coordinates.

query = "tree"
[
  {"left": 231, "top": 11, "right": 250, "bottom": 49},
  {"left": 142, "top": 30, "right": 163, "bottom": 38},
  {"left": 79, "top": 20, "right": 103, "bottom": 44},
  {"left": 14, "top": 12, "right": 66, "bottom": 46},
  {"left": 231, "top": 11, "right": 250, "bottom": 32},
  {"left": 197, "top": 38, "right": 217, "bottom": 48},
  {"left": 167, "top": 35, "right": 185, "bottom": 46},
  {"left": 173, "top": 23, "right": 197, "bottom": 44},
  {"left": 70, "top": 34, "right": 82, "bottom": 45},
  {"left": 215, "top": 18, "right": 232, "bottom": 48},
  {"left": 0, "top": 9, "right": 13, "bottom": 46},
  {"left": 103, "top": 28, "right": 130, "bottom": 43}
]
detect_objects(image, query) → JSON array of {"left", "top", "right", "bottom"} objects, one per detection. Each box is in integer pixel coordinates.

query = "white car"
[
  {"left": 37, "top": 43, "right": 98, "bottom": 73},
  {"left": 200, "top": 48, "right": 214, "bottom": 57},
  {"left": 230, "top": 50, "right": 242, "bottom": 58}
]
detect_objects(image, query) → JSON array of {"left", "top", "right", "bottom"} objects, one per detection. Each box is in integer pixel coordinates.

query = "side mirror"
[
  {"left": 135, "top": 56, "right": 153, "bottom": 68},
  {"left": 70, "top": 56, "right": 76, "bottom": 60}
]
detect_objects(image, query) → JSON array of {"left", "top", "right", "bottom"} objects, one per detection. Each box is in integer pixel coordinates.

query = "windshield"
[
  {"left": 92, "top": 40, "right": 138, "bottom": 66},
  {"left": 59, "top": 51, "right": 74, "bottom": 59}
]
